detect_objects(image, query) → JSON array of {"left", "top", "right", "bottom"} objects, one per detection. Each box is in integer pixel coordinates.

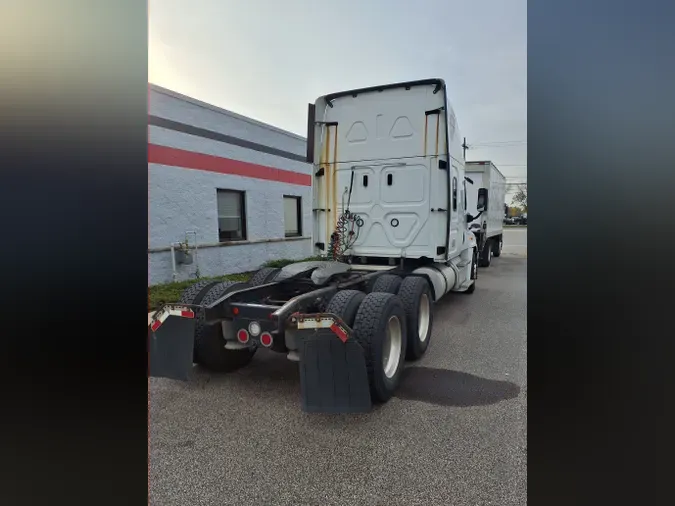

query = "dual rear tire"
[
  {"left": 479, "top": 240, "right": 493, "bottom": 267},
  {"left": 328, "top": 290, "right": 407, "bottom": 403},
  {"left": 178, "top": 280, "right": 257, "bottom": 372},
  {"left": 187, "top": 265, "right": 279, "bottom": 373},
  {"left": 249, "top": 267, "right": 281, "bottom": 286},
  {"left": 479, "top": 236, "right": 502, "bottom": 267},
  {"left": 369, "top": 274, "right": 434, "bottom": 360},
  {"left": 396, "top": 276, "right": 433, "bottom": 360},
  {"left": 328, "top": 274, "right": 434, "bottom": 403},
  {"left": 493, "top": 237, "right": 503, "bottom": 257}
]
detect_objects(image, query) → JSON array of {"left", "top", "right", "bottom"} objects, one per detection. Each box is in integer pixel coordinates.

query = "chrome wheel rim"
[
  {"left": 418, "top": 294, "right": 430, "bottom": 342},
  {"left": 382, "top": 316, "right": 403, "bottom": 379}
]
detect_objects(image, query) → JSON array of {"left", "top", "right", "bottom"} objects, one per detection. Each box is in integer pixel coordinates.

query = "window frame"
[
  {"left": 283, "top": 195, "right": 302, "bottom": 238},
  {"left": 463, "top": 179, "right": 467, "bottom": 211},
  {"left": 216, "top": 189, "right": 247, "bottom": 242},
  {"left": 452, "top": 176, "right": 458, "bottom": 211}
]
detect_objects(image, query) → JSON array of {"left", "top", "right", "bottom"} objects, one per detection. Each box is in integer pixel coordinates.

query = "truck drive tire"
[
  {"left": 178, "top": 279, "right": 221, "bottom": 306},
  {"left": 493, "top": 236, "right": 503, "bottom": 257},
  {"left": 370, "top": 274, "right": 403, "bottom": 294},
  {"left": 352, "top": 292, "right": 408, "bottom": 403},
  {"left": 326, "top": 290, "right": 366, "bottom": 327},
  {"left": 178, "top": 279, "right": 222, "bottom": 359},
  {"left": 193, "top": 281, "right": 256, "bottom": 372},
  {"left": 249, "top": 267, "right": 281, "bottom": 286},
  {"left": 397, "top": 276, "right": 433, "bottom": 360},
  {"left": 478, "top": 240, "right": 493, "bottom": 267}
]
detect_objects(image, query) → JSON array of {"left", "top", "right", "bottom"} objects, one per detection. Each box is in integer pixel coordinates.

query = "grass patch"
[
  {"left": 148, "top": 256, "right": 323, "bottom": 311},
  {"left": 261, "top": 255, "right": 322, "bottom": 269},
  {"left": 148, "top": 272, "right": 252, "bottom": 311}
]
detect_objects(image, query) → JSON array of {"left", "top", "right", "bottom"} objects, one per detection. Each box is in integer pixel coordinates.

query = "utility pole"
[{"left": 462, "top": 137, "right": 468, "bottom": 159}]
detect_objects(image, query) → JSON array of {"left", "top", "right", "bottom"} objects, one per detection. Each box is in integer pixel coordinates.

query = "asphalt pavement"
[{"left": 149, "top": 228, "right": 527, "bottom": 506}]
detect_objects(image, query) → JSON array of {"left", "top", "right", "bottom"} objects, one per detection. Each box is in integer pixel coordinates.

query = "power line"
[
  {"left": 470, "top": 145, "right": 526, "bottom": 150},
  {"left": 471, "top": 139, "right": 527, "bottom": 144},
  {"left": 470, "top": 141, "right": 527, "bottom": 147},
  {"left": 467, "top": 162, "right": 527, "bottom": 167}
]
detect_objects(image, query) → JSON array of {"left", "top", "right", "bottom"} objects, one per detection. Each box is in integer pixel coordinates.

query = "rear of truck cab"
[{"left": 306, "top": 79, "right": 467, "bottom": 264}]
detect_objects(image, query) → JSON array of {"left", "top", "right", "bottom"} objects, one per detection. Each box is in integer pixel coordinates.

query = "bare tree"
[{"left": 510, "top": 184, "right": 527, "bottom": 212}]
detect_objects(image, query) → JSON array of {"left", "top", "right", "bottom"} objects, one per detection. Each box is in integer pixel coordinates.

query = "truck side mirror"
[
  {"left": 477, "top": 188, "right": 488, "bottom": 212},
  {"left": 306, "top": 103, "right": 316, "bottom": 163}
]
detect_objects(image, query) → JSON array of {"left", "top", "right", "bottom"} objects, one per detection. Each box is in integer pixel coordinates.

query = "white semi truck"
[
  {"left": 149, "top": 79, "right": 481, "bottom": 413},
  {"left": 466, "top": 161, "right": 506, "bottom": 267}
]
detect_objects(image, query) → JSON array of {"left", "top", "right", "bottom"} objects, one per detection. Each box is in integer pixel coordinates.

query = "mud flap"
[
  {"left": 148, "top": 316, "right": 196, "bottom": 381},
  {"left": 296, "top": 322, "right": 372, "bottom": 413}
]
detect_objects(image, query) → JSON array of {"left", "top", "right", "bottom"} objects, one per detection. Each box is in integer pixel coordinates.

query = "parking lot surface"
[{"left": 149, "top": 229, "right": 527, "bottom": 505}]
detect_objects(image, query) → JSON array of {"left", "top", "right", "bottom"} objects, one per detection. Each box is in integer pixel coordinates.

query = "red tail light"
[
  {"left": 260, "top": 332, "right": 273, "bottom": 347},
  {"left": 237, "top": 329, "right": 249, "bottom": 343}
]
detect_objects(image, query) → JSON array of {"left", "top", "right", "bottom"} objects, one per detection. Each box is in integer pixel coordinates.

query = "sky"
[{"left": 149, "top": 0, "right": 527, "bottom": 202}]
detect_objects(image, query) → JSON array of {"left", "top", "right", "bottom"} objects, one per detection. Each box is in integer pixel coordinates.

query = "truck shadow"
[
  {"left": 188, "top": 358, "right": 519, "bottom": 409},
  {"left": 395, "top": 366, "right": 520, "bottom": 407}
]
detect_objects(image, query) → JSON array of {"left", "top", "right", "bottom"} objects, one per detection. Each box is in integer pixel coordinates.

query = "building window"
[
  {"left": 217, "top": 189, "right": 246, "bottom": 241},
  {"left": 283, "top": 195, "right": 302, "bottom": 237}
]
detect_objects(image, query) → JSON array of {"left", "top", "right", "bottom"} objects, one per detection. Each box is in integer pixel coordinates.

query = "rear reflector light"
[
  {"left": 232, "top": 307, "right": 239, "bottom": 315},
  {"left": 181, "top": 310, "right": 195, "bottom": 319},
  {"left": 330, "top": 323, "right": 348, "bottom": 343},
  {"left": 260, "top": 332, "right": 273, "bottom": 347},
  {"left": 237, "top": 329, "right": 249, "bottom": 343}
]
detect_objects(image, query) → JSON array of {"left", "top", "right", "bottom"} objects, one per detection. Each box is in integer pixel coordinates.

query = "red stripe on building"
[{"left": 148, "top": 144, "right": 311, "bottom": 186}]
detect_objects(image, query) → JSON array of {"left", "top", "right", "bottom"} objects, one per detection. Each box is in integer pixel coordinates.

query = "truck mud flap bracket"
[
  {"left": 148, "top": 305, "right": 198, "bottom": 381},
  {"left": 294, "top": 314, "right": 372, "bottom": 413}
]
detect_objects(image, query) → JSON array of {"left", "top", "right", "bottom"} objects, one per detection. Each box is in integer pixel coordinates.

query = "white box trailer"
[{"left": 466, "top": 161, "right": 506, "bottom": 267}]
